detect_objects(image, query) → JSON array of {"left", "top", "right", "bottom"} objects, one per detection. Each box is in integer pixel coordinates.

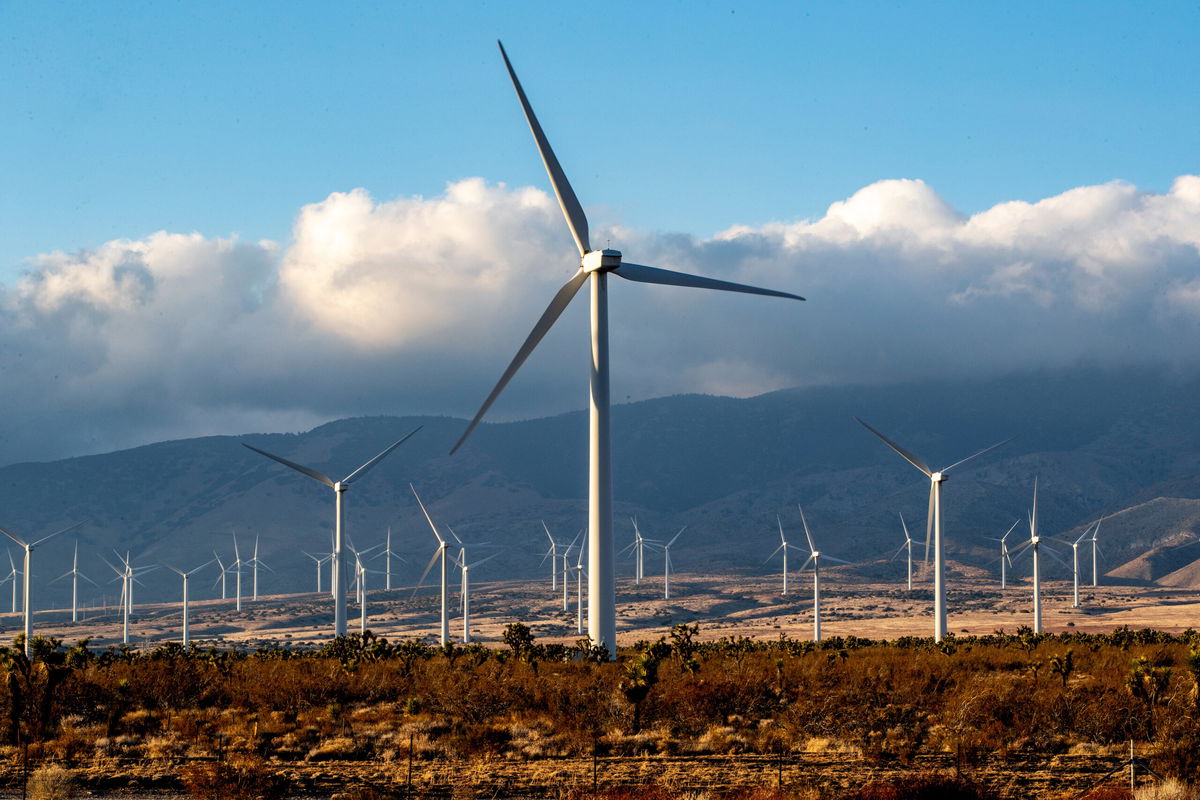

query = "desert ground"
[{"left": 7, "top": 563, "right": 1198, "bottom": 651}]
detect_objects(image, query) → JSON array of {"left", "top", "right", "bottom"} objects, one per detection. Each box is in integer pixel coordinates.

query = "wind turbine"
[
  {"left": 243, "top": 426, "right": 421, "bottom": 637},
  {"left": 247, "top": 534, "right": 273, "bottom": 601},
  {"left": 230, "top": 533, "right": 244, "bottom": 612},
  {"left": 448, "top": 42, "right": 804, "bottom": 656},
  {"left": 891, "top": 513, "right": 915, "bottom": 592},
  {"left": 212, "top": 551, "right": 228, "bottom": 599},
  {"left": 455, "top": 550, "right": 499, "bottom": 644},
  {"left": 304, "top": 552, "right": 331, "bottom": 593},
  {"left": 561, "top": 531, "right": 581, "bottom": 611},
  {"left": 540, "top": 521, "right": 570, "bottom": 592},
  {"left": 987, "top": 519, "right": 1021, "bottom": 590},
  {"left": 411, "top": 485, "right": 452, "bottom": 645},
  {"left": 162, "top": 560, "right": 213, "bottom": 646},
  {"left": 654, "top": 526, "right": 686, "bottom": 600},
  {"left": 3, "top": 550, "right": 19, "bottom": 613},
  {"left": 1012, "top": 478, "right": 1066, "bottom": 634},
  {"left": 1068, "top": 524, "right": 1093, "bottom": 608},
  {"left": 1090, "top": 518, "right": 1103, "bottom": 586},
  {"left": 855, "top": 418, "right": 1011, "bottom": 641},
  {"left": 796, "top": 507, "right": 849, "bottom": 643},
  {"left": 0, "top": 522, "right": 81, "bottom": 656},
  {"left": 51, "top": 540, "right": 99, "bottom": 623},
  {"left": 103, "top": 551, "right": 150, "bottom": 645},
  {"left": 766, "top": 515, "right": 806, "bottom": 595},
  {"left": 374, "top": 527, "right": 405, "bottom": 591}
]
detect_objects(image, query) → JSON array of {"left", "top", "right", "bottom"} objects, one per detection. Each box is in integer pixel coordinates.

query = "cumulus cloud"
[{"left": 1, "top": 174, "right": 1199, "bottom": 464}]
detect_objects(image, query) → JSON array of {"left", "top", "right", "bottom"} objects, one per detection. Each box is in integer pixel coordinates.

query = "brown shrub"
[
  {"left": 179, "top": 756, "right": 288, "bottom": 800},
  {"left": 845, "top": 772, "right": 998, "bottom": 800}
]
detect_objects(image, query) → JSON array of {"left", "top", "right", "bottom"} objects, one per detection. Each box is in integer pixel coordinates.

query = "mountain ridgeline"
[{"left": 3, "top": 365, "right": 1200, "bottom": 609}]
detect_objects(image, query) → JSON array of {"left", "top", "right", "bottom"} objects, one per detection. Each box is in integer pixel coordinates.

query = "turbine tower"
[
  {"left": 856, "top": 418, "right": 1011, "bottom": 641},
  {"left": 304, "top": 552, "right": 331, "bottom": 593},
  {"left": 3, "top": 550, "right": 20, "bottom": 613},
  {"left": 449, "top": 42, "right": 804, "bottom": 657},
  {"left": 163, "top": 560, "right": 213, "bottom": 646},
  {"left": 0, "top": 522, "right": 81, "bottom": 656},
  {"left": 243, "top": 426, "right": 421, "bottom": 637},
  {"left": 375, "top": 527, "right": 405, "bottom": 591},
  {"left": 411, "top": 485, "right": 452, "bottom": 645},
  {"left": 796, "top": 507, "right": 849, "bottom": 643},
  {"left": 1090, "top": 518, "right": 1103, "bottom": 586},
  {"left": 455, "top": 550, "right": 499, "bottom": 644}
]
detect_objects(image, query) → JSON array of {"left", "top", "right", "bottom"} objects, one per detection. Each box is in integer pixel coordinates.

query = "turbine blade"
[
  {"left": 777, "top": 515, "right": 786, "bottom": 545},
  {"left": 899, "top": 512, "right": 911, "bottom": 543},
  {"left": 799, "top": 554, "right": 816, "bottom": 572},
  {"left": 410, "top": 484, "right": 447, "bottom": 545},
  {"left": 854, "top": 417, "right": 933, "bottom": 476},
  {"left": 470, "top": 552, "right": 501, "bottom": 569},
  {"left": 242, "top": 443, "right": 336, "bottom": 488},
  {"left": 32, "top": 521, "right": 84, "bottom": 548},
  {"left": 497, "top": 41, "right": 591, "bottom": 256},
  {"left": 890, "top": 543, "right": 907, "bottom": 561},
  {"left": 612, "top": 261, "right": 805, "bottom": 301},
  {"left": 823, "top": 555, "right": 852, "bottom": 565},
  {"left": 80, "top": 572, "right": 100, "bottom": 588},
  {"left": 450, "top": 268, "right": 588, "bottom": 454},
  {"left": 941, "top": 436, "right": 1014, "bottom": 474},
  {"left": 798, "top": 506, "right": 817, "bottom": 553},
  {"left": 0, "top": 526, "right": 26, "bottom": 547},
  {"left": 412, "top": 549, "right": 442, "bottom": 596},
  {"left": 342, "top": 426, "right": 422, "bottom": 485},
  {"left": 668, "top": 526, "right": 687, "bottom": 548}
]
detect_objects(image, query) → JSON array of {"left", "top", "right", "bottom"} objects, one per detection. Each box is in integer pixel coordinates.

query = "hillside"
[{"left": 2, "top": 365, "right": 1200, "bottom": 609}]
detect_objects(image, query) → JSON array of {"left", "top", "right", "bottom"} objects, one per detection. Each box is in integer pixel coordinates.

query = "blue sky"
[
  {"left": 1, "top": 2, "right": 1199, "bottom": 464},
  {"left": 2, "top": 2, "right": 1196, "bottom": 283}
]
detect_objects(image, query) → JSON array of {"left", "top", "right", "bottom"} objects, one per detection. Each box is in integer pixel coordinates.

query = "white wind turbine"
[
  {"left": 561, "top": 531, "right": 581, "bottom": 611},
  {"left": 247, "top": 535, "right": 273, "bottom": 601},
  {"left": 1068, "top": 524, "right": 1094, "bottom": 608},
  {"left": 162, "top": 559, "right": 213, "bottom": 646},
  {"left": 348, "top": 541, "right": 383, "bottom": 635},
  {"left": 891, "top": 513, "right": 915, "bottom": 591},
  {"left": 304, "top": 552, "right": 331, "bottom": 593},
  {"left": 986, "top": 519, "right": 1021, "bottom": 590},
  {"left": 230, "top": 533, "right": 244, "bottom": 612},
  {"left": 212, "top": 551, "right": 229, "bottom": 599},
  {"left": 766, "top": 515, "right": 807, "bottom": 595},
  {"left": 51, "top": 540, "right": 99, "bottom": 623},
  {"left": 454, "top": 549, "right": 500, "bottom": 644},
  {"left": 3, "top": 550, "right": 19, "bottom": 613},
  {"left": 796, "top": 507, "right": 849, "bottom": 643},
  {"left": 540, "top": 521, "right": 571, "bottom": 592},
  {"left": 374, "top": 527, "right": 405, "bottom": 591},
  {"left": 243, "top": 426, "right": 421, "bottom": 637},
  {"left": 103, "top": 551, "right": 150, "bottom": 646},
  {"left": 856, "top": 418, "right": 1011, "bottom": 641},
  {"left": 449, "top": 42, "right": 804, "bottom": 656},
  {"left": 652, "top": 526, "right": 686, "bottom": 600},
  {"left": 1012, "top": 478, "right": 1066, "bottom": 634},
  {"left": 0, "top": 522, "right": 81, "bottom": 656},
  {"left": 411, "top": 485, "right": 452, "bottom": 645},
  {"left": 1090, "top": 518, "right": 1104, "bottom": 586}
]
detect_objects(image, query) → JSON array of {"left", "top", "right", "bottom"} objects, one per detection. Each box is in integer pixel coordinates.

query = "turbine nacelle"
[
  {"left": 931, "top": 471, "right": 945, "bottom": 483},
  {"left": 582, "top": 249, "right": 622, "bottom": 272}
]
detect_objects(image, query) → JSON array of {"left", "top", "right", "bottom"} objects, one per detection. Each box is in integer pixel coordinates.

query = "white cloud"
[{"left": 1, "top": 174, "right": 1199, "bottom": 464}]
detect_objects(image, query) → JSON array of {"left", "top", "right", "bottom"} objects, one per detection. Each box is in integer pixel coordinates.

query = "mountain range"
[{"left": 3, "top": 365, "right": 1200, "bottom": 610}]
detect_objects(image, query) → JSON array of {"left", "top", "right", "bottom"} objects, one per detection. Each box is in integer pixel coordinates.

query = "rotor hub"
[
  {"left": 582, "top": 248, "right": 622, "bottom": 273},
  {"left": 931, "top": 472, "right": 945, "bottom": 483}
]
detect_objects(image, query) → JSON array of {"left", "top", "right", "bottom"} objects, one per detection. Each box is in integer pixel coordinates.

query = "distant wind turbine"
[
  {"left": 162, "top": 560, "right": 213, "bottom": 645},
  {"left": 766, "top": 515, "right": 806, "bottom": 595},
  {"left": 987, "top": 519, "right": 1021, "bottom": 590},
  {"left": 454, "top": 550, "right": 500, "bottom": 644},
  {"left": 573, "top": 537, "right": 586, "bottom": 635},
  {"left": 0, "top": 521, "right": 82, "bottom": 656},
  {"left": 247, "top": 535, "right": 272, "bottom": 601},
  {"left": 652, "top": 527, "right": 687, "bottom": 600},
  {"left": 856, "top": 418, "right": 1011, "bottom": 641},
  {"left": 411, "top": 484, "right": 452, "bottom": 645},
  {"left": 1068, "top": 524, "right": 1093, "bottom": 608},
  {"left": 374, "top": 527, "right": 405, "bottom": 591},
  {"left": 3, "top": 550, "right": 19, "bottom": 613},
  {"left": 212, "top": 551, "right": 228, "bottom": 599},
  {"left": 304, "top": 552, "right": 331, "bottom": 593},
  {"left": 448, "top": 42, "right": 804, "bottom": 656},
  {"left": 243, "top": 426, "right": 422, "bottom": 637},
  {"left": 796, "top": 507, "right": 849, "bottom": 643},
  {"left": 540, "top": 521, "right": 569, "bottom": 592},
  {"left": 51, "top": 540, "right": 99, "bottom": 623},
  {"left": 231, "top": 532, "right": 244, "bottom": 612},
  {"left": 1090, "top": 519, "right": 1103, "bottom": 586},
  {"left": 1012, "top": 478, "right": 1067, "bottom": 634},
  {"left": 891, "top": 513, "right": 915, "bottom": 591}
]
